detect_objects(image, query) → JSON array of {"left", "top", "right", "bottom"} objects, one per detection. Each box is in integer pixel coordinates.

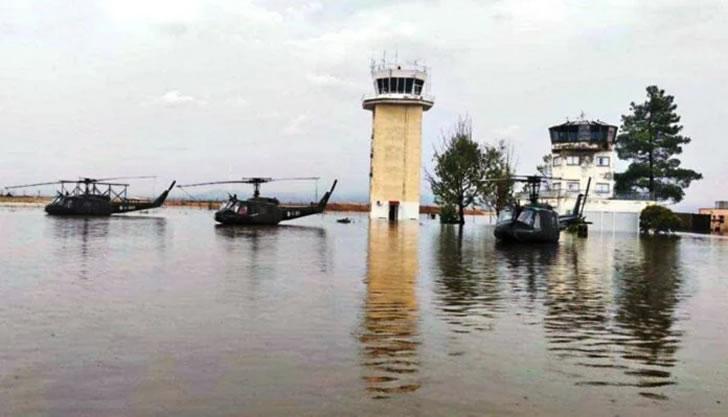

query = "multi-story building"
[
  {"left": 548, "top": 119, "right": 618, "bottom": 199},
  {"left": 540, "top": 117, "right": 651, "bottom": 232},
  {"left": 363, "top": 60, "right": 434, "bottom": 221}
]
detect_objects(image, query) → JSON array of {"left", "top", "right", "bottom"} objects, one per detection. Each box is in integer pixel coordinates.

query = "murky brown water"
[{"left": 1, "top": 207, "right": 727, "bottom": 416}]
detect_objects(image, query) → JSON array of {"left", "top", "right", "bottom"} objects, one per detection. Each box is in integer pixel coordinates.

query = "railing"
[
  {"left": 361, "top": 93, "right": 435, "bottom": 102},
  {"left": 611, "top": 193, "right": 653, "bottom": 201},
  {"left": 517, "top": 190, "right": 648, "bottom": 200}
]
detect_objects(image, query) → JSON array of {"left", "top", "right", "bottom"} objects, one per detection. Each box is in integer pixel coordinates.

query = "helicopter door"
[{"left": 388, "top": 201, "right": 399, "bottom": 222}]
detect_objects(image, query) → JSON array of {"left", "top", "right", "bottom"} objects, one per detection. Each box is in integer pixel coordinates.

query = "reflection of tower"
[
  {"left": 360, "top": 222, "right": 420, "bottom": 398},
  {"left": 363, "top": 59, "right": 434, "bottom": 221}
]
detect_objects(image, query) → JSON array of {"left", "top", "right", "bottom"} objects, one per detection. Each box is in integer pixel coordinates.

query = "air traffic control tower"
[{"left": 363, "top": 60, "right": 434, "bottom": 221}]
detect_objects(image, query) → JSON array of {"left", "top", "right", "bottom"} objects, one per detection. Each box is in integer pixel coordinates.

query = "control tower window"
[
  {"left": 414, "top": 79, "right": 424, "bottom": 95},
  {"left": 405, "top": 78, "right": 414, "bottom": 94},
  {"left": 396, "top": 77, "right": 407, "bottom": 93},
  {"left": 375, "top": 76, "right": 426, "bottom": 95}
]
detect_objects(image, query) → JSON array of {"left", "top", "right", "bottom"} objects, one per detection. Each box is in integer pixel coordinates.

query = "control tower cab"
[
  {"left": 363, "top": 61, "right": 434, "bottom": 221},
  {"left": 548, "top": 118, "right": 618, "bottom": 198}
]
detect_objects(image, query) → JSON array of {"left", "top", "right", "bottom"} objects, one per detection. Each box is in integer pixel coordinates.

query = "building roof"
[{"left": 549, "top": 119, "right": 617, "bottom": 130}]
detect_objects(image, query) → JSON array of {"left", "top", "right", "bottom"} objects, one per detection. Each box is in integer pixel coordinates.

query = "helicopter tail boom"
[
  {"left": 112, "top": 181, "right": 176, "bottom": 213},
  {"left": 317, "top": 179, "right": 338, "bottom": 208}
]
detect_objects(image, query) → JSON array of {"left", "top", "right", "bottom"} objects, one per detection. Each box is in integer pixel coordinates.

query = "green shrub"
[
  {"left": 439, "top": 205, "right": 459, "bottom": 224},
  {"left": 640, "top": 205, "right": 683, "bottom": 234}
]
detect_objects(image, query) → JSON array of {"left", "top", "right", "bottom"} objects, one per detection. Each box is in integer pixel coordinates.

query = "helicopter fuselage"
[
  {"left": 211, "top": 179, "right": 337, "bottom": 226},
  {"left": 43, "top": 181, "right": 175, "bottom": 216},
  {"left": 214, "top": 197, "right": 327, "bottom": 225},
  {"left": 494, "top": 205, "right": 562, "bottom": 243},
  {"left": 45, "top": 194, "right": 114, "bottom": 216}
]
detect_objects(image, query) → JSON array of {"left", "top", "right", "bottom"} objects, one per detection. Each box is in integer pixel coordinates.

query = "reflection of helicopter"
[
  {"left": 177, "top": 177, "right": 337, "bottom": 226},
  {"left": 3, "top": 177, "right": 176, "bottom": 216},
  {"left": 494, "top": 175, "right": 590, "bottom": 243}
]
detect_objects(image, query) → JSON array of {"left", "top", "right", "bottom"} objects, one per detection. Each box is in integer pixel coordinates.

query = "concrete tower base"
[{"left": 369, "top": 201, "right": 419, "bottom": 221}]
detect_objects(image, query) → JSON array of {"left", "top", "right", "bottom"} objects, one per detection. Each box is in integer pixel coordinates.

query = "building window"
[
  {"left": 597, "top": 156, "right": 610, "bottom": 167},
  {"left": 552, "top": 156, "right": 562, "bottom": 167},
  {"left": 595, "top": 183, "right": 610, "bottom": 194},
  {"left": 414, "top": 79, "right": 424, "bottom": 95},
  {"left": 405, "top": 78, "right": 414, "bottom": 94},
  {"left": 720, "top": 215, "right": 725, "bottom": 224},
  {"left": 566, "top": 156, "right": 580, "bottom": 166},
  {"left": 567, "top": 182, "right": 580, "bottom": 192},
  {"left": 552, "top": 182, "right": 561, "bottom": 191}
]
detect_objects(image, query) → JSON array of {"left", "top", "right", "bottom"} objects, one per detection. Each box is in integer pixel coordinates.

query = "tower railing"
[{"left": 361, "top": 92, "right": 435, "bottom": 102}]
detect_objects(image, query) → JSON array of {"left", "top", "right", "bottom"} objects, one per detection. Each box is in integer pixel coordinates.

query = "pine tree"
[{"left": 615, "top": 86, "right": 702, "bottom": 202}]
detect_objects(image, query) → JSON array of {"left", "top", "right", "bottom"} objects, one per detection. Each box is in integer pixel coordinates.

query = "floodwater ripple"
[{"left": 1, "top": 208, "right": 727, "bottom": 417}]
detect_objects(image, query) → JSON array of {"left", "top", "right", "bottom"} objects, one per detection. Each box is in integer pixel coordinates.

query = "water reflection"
[
  {"left": 434, "top": 226, "right": 503, "bottom": 334},
  {"left": 431, "top": 227, "right": 688, "bottom": 399},
  {"left": 50, "top": 217, "right": 111, "bottom": 280},
  {"left": 542, "top": 239, "right": 614, "bottom": 378},
  {"left": 613, "top": 238, "right": 683, "bottom": 398},
  {"left": 542, "top": 237, "right": 683, "bottom": 399},
  {"left": 360, "top": 222, "right": 421, "bottom": 399},
  {"left": 214, "top": 224, "right": 329, "bottom": 272},
  {"left": 496, "top": 241, "right": 559, "bottom": 305},
  {"left": 48, "top": 216, "right": 167, "bottom": 280}
]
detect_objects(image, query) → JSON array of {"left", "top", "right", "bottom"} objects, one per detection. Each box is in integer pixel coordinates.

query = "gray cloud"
[{"left": 0, "top": 0, "right": 725, "bottom": 209}]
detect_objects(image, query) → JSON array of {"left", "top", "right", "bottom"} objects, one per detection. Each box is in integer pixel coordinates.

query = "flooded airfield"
[{"left": 1, "top": 207, "right": 727, "bottom": 416}]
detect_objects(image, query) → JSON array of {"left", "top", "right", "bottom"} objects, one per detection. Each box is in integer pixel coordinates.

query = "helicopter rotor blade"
[
  {"left": 269, "top": 176, "right": 321, "bottom": 182},
  {"left": 177, "top": 180, "right": 250, "bottom": 188},
  {"left": 86, "top": 176, "right": 157, "bottom": 182},
  {"left": 3, "top": 181, "right": 62, "bottom": 190},
  {"left": 480, "top": 175, "right": 578, "bottom": 183},
  {"left": 178, "top": 176, "right": 322, "bottom": 188}
]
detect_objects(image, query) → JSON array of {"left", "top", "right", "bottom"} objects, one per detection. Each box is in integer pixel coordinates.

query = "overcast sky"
[{"left": 1, "top": 0, "right": 726, "bottom": 209}]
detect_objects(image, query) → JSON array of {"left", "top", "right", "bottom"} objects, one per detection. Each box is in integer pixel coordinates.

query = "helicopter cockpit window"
[
  {"left": 533, "top": 212, "right": 542, "bottom": 231},
  {"left": 497, "top": 209, "right": 513, "bottom": 224},
  {"left": 516, "top": 209, "right": 535, "bottom": 227},
  {"left": 238, "top": 204, "right": 248, "bottom": 215}
]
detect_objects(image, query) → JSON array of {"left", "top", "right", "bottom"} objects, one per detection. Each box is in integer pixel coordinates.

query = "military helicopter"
[
  {"left": 493, "top": 175, "right": 590, "bottom": 243},
  {"left": 177, "top": 177, "right": 337, "bottom": 226},
  {"left": 3, "top": 176, "right": 176, "bottom": 216}
]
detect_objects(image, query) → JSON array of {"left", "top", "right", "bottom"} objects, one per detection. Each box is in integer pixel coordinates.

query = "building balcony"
[{"left": 362, "top": 93, "right": 435, "bottom": 111}]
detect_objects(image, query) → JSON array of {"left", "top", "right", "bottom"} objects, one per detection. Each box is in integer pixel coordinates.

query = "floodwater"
[{"left": 1, "top": 207, "right": 727, "bottom": 417}]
